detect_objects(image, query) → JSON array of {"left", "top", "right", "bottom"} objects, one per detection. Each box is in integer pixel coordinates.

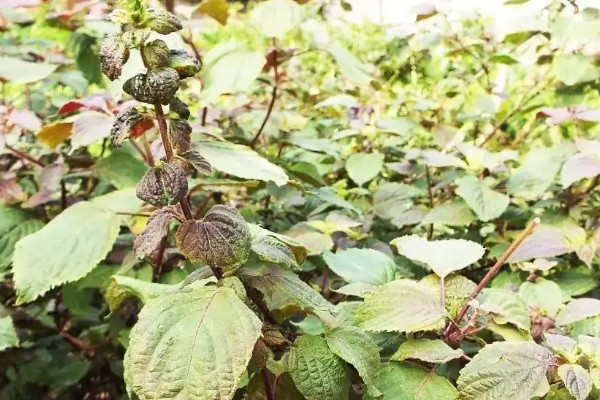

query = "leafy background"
[{"left": 1, "top": 0, "right": 600, "bottom": 399}]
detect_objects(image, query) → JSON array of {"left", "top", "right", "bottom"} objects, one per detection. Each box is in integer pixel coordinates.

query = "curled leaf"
[
  {"left": 99, "top": 34, "right": 130, "bottom": 80},
  {"left": 145, "top": 8, "right": 182, "bottom": 34},
  {"left": 123, "top": 68, "right": 179, "bottom": 105},
  {"left": 141, "top": 39, "right": 170, "bottom": 68},
  {"left": 169, "top": 49, "right": 201, "bottom": 79},
  {"left": 177, "top": 150, "right": 212, "bottom": 176},
  {"left": 136, "top": 162, "right": 188, "bottom": 207},
  {"left": 133, "top": 206, "right": 183, "bottom": 259},
  {"left": 169, "top": 97, "right": 190, "bottom": 120},
  {"left": 168, "top": 118, "right": 191, "bottom": 153},
  {"left": 110, "top": 106, "right": 153, "bottom": 147},
  {"left": 176, "top": 205, "right": 251, "bottom": 273}
]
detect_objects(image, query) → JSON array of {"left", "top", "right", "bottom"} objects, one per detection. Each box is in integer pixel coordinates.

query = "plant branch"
[
  {"left": 5, "top": 143, "right": 44, "bottom": 167},
  {"left": 425, "top": 165, "right": 434, "bottom": 239},
  {"left": 250, "top": 41, "right": 279, "bottom": 149},
  {"left": 443, "top": 218, "right": 540, "bottom": 339}
]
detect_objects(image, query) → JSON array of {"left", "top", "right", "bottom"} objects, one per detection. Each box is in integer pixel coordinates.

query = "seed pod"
[
  {"left": 169, "top": 49, "right": 201, "bottom": 79},
  {"left": 169, "top": 97, "right": 190, "bottom": 120},
  {"left": 169, "top": 118, "right": 192, "bottom": 153},
  {"left": 142, "top": 39, "right": 170, "bottom": 68},
  {"left": 136, "top": 162, "right": 188, "bottom": 206},
  {"left": 147, "top": 67, "right": 180, "bottom": 105},
  {"left": 123, "top": 73, "right": 157, "bottom": 104},
  {"left": 99, "top": 34, "right": 130, "bottom": 80},
  {"left": 145, "top": 9, "right": 182, "bottom": 35}
]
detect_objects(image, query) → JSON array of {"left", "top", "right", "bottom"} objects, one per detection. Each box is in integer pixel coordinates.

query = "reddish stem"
[
  {"left": 5, "top": 144, "right": 43, "bottom": 167},
  {"left": 250, "top": 41, "right": 279, "bottom": 149}
]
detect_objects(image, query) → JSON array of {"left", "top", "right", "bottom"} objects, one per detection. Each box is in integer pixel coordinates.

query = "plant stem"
[
  {"left": 262, "top": 369, "right": 275, "bottom": 400},
  {"left": 250, "top": 41, "right": 279, "bottom": 149},
  {"left": 5, "top": 144, "right": 44, "bottom": 167},
  {"left": 425, "top": 165, "right": 434, "bottom": 239},
  {"left": 443, "top": 218, "right": 540, "bottom": 339}
]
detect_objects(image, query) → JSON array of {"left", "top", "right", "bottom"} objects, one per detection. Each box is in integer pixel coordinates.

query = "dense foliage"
[{"left": 1, "top": 0, "right": 600, "bottom": 399}]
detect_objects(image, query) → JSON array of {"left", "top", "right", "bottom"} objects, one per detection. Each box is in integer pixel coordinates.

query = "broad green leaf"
[
  {"left": 418, "top": 149, "right": 466, "bottom": 168},
  {"left": 0, "top": 56, "right": 58, "bottom": 83},
  {"left": 287, "top": 335, "right": 351, "bottom": 400},
  {"left": 292, "top": 232, "right": 333, "bottom": 255},
  {"left": 94, "top": 148, "right": 147, "bottom": 189},
  {"left": 105, "top": 275, "right": 178, "bottom": 312},
  {"left": 126, "top": 285, "right": 262, "bottom": 400},
  {"left": 250, "top": 0, "right": 304, "bottom": 38},
  {"left": 12, "top": 201, "right": 121, "bottom": 304},
  {"left": 373, "top": 183, "right": 422, "bottom": 219},
  {"left": 544, "top": 333, "right": 578, "bottom": 360},
  {"left": 176, "top": 205, "right": 251, "bottom": 275},
  {"left": 323, "top": 248, "right": 396, "bottom": 285},
  {"left": 422, "top": 200, "right": 475, "bottom": 226},
  {"left": 333, "top": 282, "right": 377, "bottom": 297},
  {"left": 325, "top": 327, "right": 381, "bottom": 394},
  {"left": 571, "top": 316, "right": 600, "bottom": 338},
  {"left": 558, "top": 364, "right": 592, "bottom": 400},
  {"left": 248, "top": 224, "right": 309, "bottom": 265},
  {"left": 455, "top": 176, "right": 509, "bottom": 222},
  {"left": 365, "top": 363, "right": 458, "bottom": 400},
  {"left": 420, "top": 274, "right": 477, "bottom": 318},
  {"left": 556, "top": 298, "right": 600, "bottom": 326},
  {"left": 554, "top": 266, "right": 597, "bottom": 297},
  {"left": 0, "top": 219, "right": 43, "bottom": 274},
  {"left": 0, "top": 204, "right": 28, "bottom": 235},
  {"left": 345, "top": 153, "right": 384, "bottom": 186},
  {"left": 200, "top": 43, "right": 264, "bottom": 102},
  {"left": 251, "top": 234, "right": 300, "bottom": 271},
  {"left": 195, "top": 140, "right": 288, "bottom": 186},
  {"left": 478, "top": 288, "right": 531, "bottom": 330},
  {"left": 457, "top": 342, "right": 555, "bottom": 400},
  {"left": 354, "top": 279, "right": 445, "bottom": 333},
  {"left": 391, "top": 206, "right": 428, "bottom": 228},
  {"left": 391, "top": 339, "right": 464, "bottom": 363},
  {"left": 518, "top": 279, "right": 563, "bottom": 317},
  {"left": 560, "top": 153, "right": 600, "bottom": 188},
  {"left": 323, "top": 43, "right": 371, "bottom": 85},
  {"left": 0, "top": 315, "right": 19, "bottom": 351},
  {"left": 552, "top": 54, "right": 599, "bottom": 86},
  {"left": 391, "top": 235, "right": 485, "bottom": 278}
]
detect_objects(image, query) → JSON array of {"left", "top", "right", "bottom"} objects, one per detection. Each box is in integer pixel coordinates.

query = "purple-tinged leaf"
[{"left": 134, "top": 206, "right": 183, "bottom": 259}]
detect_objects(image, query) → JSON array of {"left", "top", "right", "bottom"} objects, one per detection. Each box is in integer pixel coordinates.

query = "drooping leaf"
[
  {"left": 195, "top": 140, "right": 288, "bottom": 186},
  {"left": 0, "top": 315, "right": 19, "bottom": 351},
  {"left": 287, "top": 335, "right": 351, "bottom": 400},
  {"left": 455, "top": 176, "right": 509, "bottom": 222},
  {"left": 0, "top": 56, "right": 58, "bottom": 83},
  {"left": 372, "top": 183, "right": 422, "bottom": 219},
  {"left": 365, "top": 363, "right": 458, "bottom": 400},
  {"left": 176, "top": 205, "right": 251, "bottom": 275},
  {"left": 558, "top": 364, "right": 592, "bottom": 400},
  {"left": 391, "top": 235, "right": 485, "bottom": 278},
  {"left": 478, "top": 288, "right": 531, "bottom": 330},
  {"left": 345, "top": 153, "right": 384, "bottom": 186},
  {"left": 0, "top": 219, "right": 43, "bottom": 274},
  {"left": 422, "top": 200, "right": 476, "bottom": 226},
  {"left": 12, "top": 200, "right": 121, "bottom": 304},
  {"left": 323, "top": 248, "right": 396, "bottom": 285},
  {"left": 556, "top": 298, "right": 600, "bottom": 326},
  {"left": 507, "top": 225, "right": 575, "bottom": 262},
  {"left": 457, "top": 342, "right": 555, "bottom": 400},
  {"left": 250, "top": 0, "right": 304, "bottom": 38},
  {"left": 324, "top": 327, "right": 381, "bottom": 394},
  {"left": 134, "top": 206, "right": 181, "bottom": 259},
  {"left": 125, "top": 285, "right": 262, "bottom": 400},
  {"left": 554, "top": 266, "right": 597, "bottom": 297},
  {"left": 354, "top": 280, "right": 445, "bottom": 333},
  {"left": 391, "top": 339, "right": 464, "bottom": 364},
  {"left": 105, "top": 275, "right": 178, "bottom": 312}
]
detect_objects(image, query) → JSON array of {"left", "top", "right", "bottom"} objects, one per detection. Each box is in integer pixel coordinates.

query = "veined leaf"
[
  {"left": 287, "top": 335, "right": 350, "bottom": 400},
  {"left": 391, "top": 339, "right": 464, "bottom": 363},
  {"left": 134, "top": 206, "right": 181, "bottom": 259},
  {"left": 354, "top": 280, "right": 445, "bottom": 333},
  {"left": 420, "top": 274, "right": 477, "bottom": 318},
  {"left": 248, "top": 224, "right": 309, "bottom": 265},
  {"left": 0, "top": 219, "right": 44, "bottom": 274},
  {"left": 558, "top": 364, "right": 592, "bottom": 400},
  {"left": 560, "top": 153, "right": 600, "bottom": 188},
  {"left": 544, "top": 333, "right": 578, "bottom": 360},
  {"left": 126, "top": 284, "right": 262, "bottom": 400},
  {"left": 323, "top": 248, "right": 396, "bottom": 285},
  {"left": 391, "top": 235, "right": 485, "bottom": 278},
  {"left": 457, "top": 342, "right": 555, "bottom": 400},
  {"left": 478, "top": 288, "right": 531, "bottom": 330},
  {"left": 105, "top": 275, "right": 178, "bottom": 312},
  {"left": 251, "top": 234, "right": 301, "bottom": 271}
]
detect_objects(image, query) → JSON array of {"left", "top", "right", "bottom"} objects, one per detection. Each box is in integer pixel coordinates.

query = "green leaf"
[
  {"left": 552, "top": 54, "right": 599, "bottom": 86},
  {"left": 478, "top": 288, "right": 531, "bottom": 330},
  {"left": 354, "top": 279, "right": 445, "bottom": 333},
  {"left": 0, "top": 56, "right": 58, "bottom": 84},
  {"left": 12, "top": 201, "right": 121, "bottom": 304},
  {"left": 248, "top": 224, "right": 309, "bottom": 265},
  {"left": 0, "top": 315, "right": 19, "bottom": 351},
  {"left": 200, "top": 43, "right": 265, "bottom": 102},
  {"left": 518, "top": 279, "right": 563, "bottom": 317},
  {"left": 323, "top": 248, "right": 396, "bottom": 285},
  {"left": 323, "top": 43, "right": 371, "bottom": 85},
  {"left": 251, "top": 234, "right": 300, "bottom": 271},
  {"left": 250, "top": 0, "right": 304, "bottom": 38},
  {"left": 391, "top": 235, "right": 485, "bottom": 278},
  {"left": 556, "top": 298, "right": 600, "bottom": 326},
  {"left": 176, "top": 205, "right": 251, "bottom": 275},
  {"left": 420, "top": 274, "right": 477, "bottom": 318},
  {"left": 391, "top": 339, "right": 464, "bottom": 363},
  {"left": 558, "top": 364, "right": 592, "bottom": 400},
  {"left": 365, "top": 363, "right": 458, "bottom": 400},
  {"left": 457, "top": 342, "right": 555, "bottom": 400},
  {"left": 554, "top": 266, "right": 597, "bottom": 297},
  {"left": 560, "top": 153, "right": 600, "bottom": 188},
  {"left": 0, "top": 219, "right": 43, "bottom": 274},
  {"left": 421, "top": 200, "right": 476, "bottom": 226},
  {"left": 373, "top": 183, "right": 422, "bottom": 219},
  {"left": 578, "top": 335, "right": 600, "bottom": 365},
  {"left": 94, "top": 148, "right": 148, "bottom": 189},
  {"left": 126, "top": 284, "right": 262, "bottom": 400},
  {"left": 105, "top": 275, "right": 178, "bottom": 312},
  {"left": 544, "top": 333, "right": 578, "bottom": 360},
  {"left": 0, "top": 204, "right": 28, "bottom": 235},
  {"left": 456, "top": 176, "right": 509, "bottom": 221},
  {"left": 195, "top": 140, "right": 288, "bottom": 186},
  {"left": 345, "top": 153, "right": 384, "bottom": 186},
  {"left": 287, "top": 335, "right": 351, "bottom": 400},
  {"left": 324, "top": 327, "right": 381, "bottom": 394}
]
